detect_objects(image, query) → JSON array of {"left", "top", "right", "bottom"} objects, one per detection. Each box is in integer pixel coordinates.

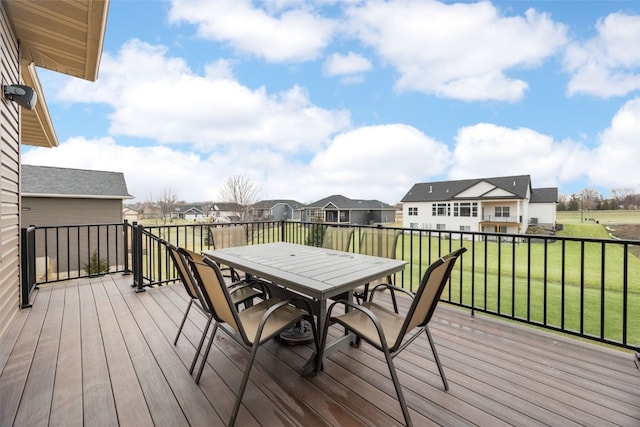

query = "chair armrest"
[
  {"left": 254, "top": 299, "right": 314, "bottom": 344},
  {"left": 325, "top": 299, "right": 388, "bottom": 348},
  {"left": 368, "top": 283, "right": 415, "bottom": 302},
  {"left": 228, "top": 280, "right": 259, "bottom": 293}
]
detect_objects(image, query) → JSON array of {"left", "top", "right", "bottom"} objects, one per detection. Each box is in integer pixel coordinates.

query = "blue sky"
[{"left": 22, "top": 0, "right": 640, "bottom": 204}]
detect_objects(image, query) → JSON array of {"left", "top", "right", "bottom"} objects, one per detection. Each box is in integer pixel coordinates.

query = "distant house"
[
  {"left": 21, "top": 165, "right": 132, "bottom": 227},
  {"left": 170, "top": 205, "right": 206, "bottom": 221},
  {"left": 208, "top": 202, "right": 243, "bottom": 222},
  {"left": 401, "top": 175, "right": 557, "bottom": 236},
  {"left": 251, "top": 199, "right": 304, "bottom": 221},
  {"left": 123, "top": 206, "right": 139, "bottom": 223},
  {"left": 303, "top": 195, "right": 396, "bottom": 225}
]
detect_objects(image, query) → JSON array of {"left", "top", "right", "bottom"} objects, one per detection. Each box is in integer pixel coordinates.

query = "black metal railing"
[
  {"left": 20, "top": 221, "right": 130, "bottom": 307},
  {"left": 22, "top": 219, "right": 640, "bottom": 351}
]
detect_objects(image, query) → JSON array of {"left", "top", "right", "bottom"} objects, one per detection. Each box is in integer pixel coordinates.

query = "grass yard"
[{"left": 557, "top": 209, "right": 640, "bottom": 225}]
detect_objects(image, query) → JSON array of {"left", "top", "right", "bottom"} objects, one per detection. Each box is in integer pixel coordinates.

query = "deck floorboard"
[{"left": 1, "top": 274, "right": 639, "bottom": 426}]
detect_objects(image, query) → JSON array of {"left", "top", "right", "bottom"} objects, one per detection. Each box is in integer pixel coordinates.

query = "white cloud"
[
  {"left": 588, "top": 97, "right": 640, "bottom": 190},
  {"left": 449, "top": 123, "right": 590, "bottom": 187},
  {"left": 168, "top": 0, "right": 335, "bottom": 62},
  {"left": 323, "top": 51, "right": 372, "bottom": 77},
  {"left": 22, "top": 124, "right": 452, "bottom": 204},
  {"left": 346, "top": 1, "right": 567, "bottom": 101},
  {"left": 308, "top": 124, "right": 451, "bottom": 202},
  {"left": 21, "top": 137, "right": 221, "bottom": 202},
  {"left": 58, "top": 39, "right": 350, "bottom": 152},
  {"left": 565, "top": 12, "right": 640, "bottom": 97}
]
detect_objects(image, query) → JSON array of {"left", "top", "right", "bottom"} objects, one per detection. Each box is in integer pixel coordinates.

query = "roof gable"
[
  {"left": 456, "top": 181, "right": 498, "bottom": 198},
  {"left": 483, "top": 187, "right": 516, "bottom": 198}
]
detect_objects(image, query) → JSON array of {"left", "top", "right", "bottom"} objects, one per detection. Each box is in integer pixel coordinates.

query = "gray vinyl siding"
[
  {"left": 21, "top": 197, "right": 123, "bottom": 276},
  {"left": 0, "top": 3, "right": 21, "bottom": 341},
  {"left": 21, "top": 197, "right": 123, "bottom": 227}
]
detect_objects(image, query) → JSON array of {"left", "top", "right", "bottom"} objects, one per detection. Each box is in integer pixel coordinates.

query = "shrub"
[{"left": 83, "top": 249, "right": 109, "bottom": 276}]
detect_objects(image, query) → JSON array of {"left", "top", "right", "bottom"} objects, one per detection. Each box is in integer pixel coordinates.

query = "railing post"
[
  {"left": 281, "top": 220, "right": 286, "bottom": 242},
  {"left": 20, "top": 226, "right": 37, "bottom": 308},
  {"left": 131, "top": 222, "right": 146, "bottom": 292},
  {"left": 122, "top": 219, "right": 131, "bottom": 275}
]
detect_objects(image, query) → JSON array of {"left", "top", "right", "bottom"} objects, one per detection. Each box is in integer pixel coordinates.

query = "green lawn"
[{"left": 557, "top": 210, "right": 640, "bottom": 224}]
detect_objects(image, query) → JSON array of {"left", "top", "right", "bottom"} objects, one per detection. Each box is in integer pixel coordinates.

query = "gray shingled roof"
[
  {"left": 253, "top": 199, "right": 305, "bottom": 209},
  {"left": 22, "top": 165, "right": 132, "bottom": 199},
  {"left": 401, "top": 175, "right": 533, "bottom": 202},
  {"left": 530, "top": 187, "right": 558, "bottom": 203},
  {"left": 306, "top": 194, "right": 394, "bottom": 210}
]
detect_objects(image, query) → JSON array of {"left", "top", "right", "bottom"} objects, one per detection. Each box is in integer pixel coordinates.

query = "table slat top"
[{"left": 203, "top": 242, "right": 407, "bottom": 299}]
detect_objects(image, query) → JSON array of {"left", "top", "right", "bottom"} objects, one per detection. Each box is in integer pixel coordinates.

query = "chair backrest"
[
  {"left": 166, "top": 242, "right": 201, "bottom": 301},
  {"left": 186, "top": 254, "right": 243, "bottom": 336},
  {"left": 210, "top": 225, "right": 248, "bottom": 249},
  {"left": 358, "top": 228, "right": 401, "bottom": 259},
  {"left": 322, "top": 226, "right": 354, "bottom": 252},
  {"left": 394, "top": 247, "right": 467, "bottom": 350}
]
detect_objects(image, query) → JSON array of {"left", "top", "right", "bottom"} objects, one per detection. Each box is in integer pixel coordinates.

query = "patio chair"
[
  {"left": 187, "top": 255, "right": 320, "bottom": 426},
  {"left": 209, "top": 224, "right": 249, "bottom": 281},
  {"left": 318, "top": 247, "right": 467, "bottom": 427},
  {"left": 355, "top": 227, "right": 402, "bottom": 310},
  {"left": 165, "top": 242, "right": 266, "bottom": 374},
  {"left": 321, "top": 226, "right": 354, "bottom": 252}
]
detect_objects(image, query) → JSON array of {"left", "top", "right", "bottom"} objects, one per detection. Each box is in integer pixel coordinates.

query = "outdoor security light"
[{"left": 3, "top": 84, "right": 37, "bottom": 110}]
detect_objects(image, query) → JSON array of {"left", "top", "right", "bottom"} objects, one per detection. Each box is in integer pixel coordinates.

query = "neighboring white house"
[
  {"left": 208, "top": 202, "right": 243, "bottom": 223},
  {"left": 401, "top": 175, "right": 557, "bottom": 236}
]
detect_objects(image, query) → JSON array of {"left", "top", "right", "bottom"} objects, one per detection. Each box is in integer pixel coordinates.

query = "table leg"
[{"left": 301, "top": 291, "right": 356, "bottom": 376}]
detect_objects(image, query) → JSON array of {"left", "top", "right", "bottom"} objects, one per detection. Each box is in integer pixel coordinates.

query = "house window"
[
  {"left": 409, "top": 222, "right": 418, "bottom": 228},
  {"left": 408, "top": 207, "right": 418, "bottom": 216},
  {"left": 460, "top": 225, "right": 470, "bottom": 231},
  {"left": 453, "top": 202, "right": 478, "bottom": 217},
  {"left": 436, "top": 224, "right": 446, "bottom": 230},
  {"left": 496, "top": 226, "right": 507, "bottom": 233},
  {"left": 432, "top": 203, "right": 449, "bottom": 216},
  {"left": 495, "top": 206, "right": 510, "bottom": 217}
]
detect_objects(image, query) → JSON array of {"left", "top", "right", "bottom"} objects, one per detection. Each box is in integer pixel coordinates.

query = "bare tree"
[
  {"left": 577, "top": 188, "right": 602, "bottom": 210},
  {"left": 610, "top": 187, "right": 636, "bottom": 209},
  {"left": 219, "top": 175, "right": 262, "bottom": 221},
  {"left": 157, "top": 187, "right": 178, "bottom": 224}
]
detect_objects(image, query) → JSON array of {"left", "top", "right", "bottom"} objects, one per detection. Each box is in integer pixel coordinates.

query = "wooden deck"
[{"left": 1, "top": 273, "right": 639, "bottom": 426}]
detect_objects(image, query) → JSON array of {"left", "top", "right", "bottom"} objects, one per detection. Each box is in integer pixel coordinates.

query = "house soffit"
[
  {"left": 21, "top": 63, "right": 58, "bottom": 147},
  {"left": 5, "top": 0, "right": 109, "bottom": 81},
  {"left": 5, "top": 0, "right": 109, "bottom": 147}
]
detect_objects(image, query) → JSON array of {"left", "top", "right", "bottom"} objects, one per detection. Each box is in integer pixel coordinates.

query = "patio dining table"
[{"left": 203, "top": 241, "right": 407, "bottom": 375}]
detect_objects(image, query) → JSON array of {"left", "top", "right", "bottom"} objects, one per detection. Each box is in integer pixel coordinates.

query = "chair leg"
[
  {"left": 190, "top": 315, "right": 213, "bottom": 374},
  {"left": 384, "top": 347, "right": 412, "bottom": 427},
  {"left": 389, "top": 280, "right": 399, "bottom": 314},
  {"left": 195, "top": 322, "right": 218, "bottom": 384},
  {"left": 425, "top": 326, "right": 448, "bottom": 390},
  {"left": 229, "top": 342, "right": 261, "bottom": 426},
  {"left": 174, "top": 299, "right": 193, "bottom": 345}
]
